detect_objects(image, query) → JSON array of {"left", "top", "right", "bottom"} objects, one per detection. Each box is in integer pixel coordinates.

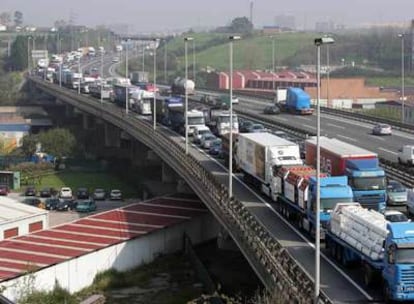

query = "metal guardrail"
[{"left": 29, "top": 77, "right": 333, "bottom": 304}]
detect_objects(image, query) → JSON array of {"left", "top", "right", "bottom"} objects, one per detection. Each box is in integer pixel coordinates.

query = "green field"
[{"left": 20, "top": 170, "right": 139, "bottom": 198}]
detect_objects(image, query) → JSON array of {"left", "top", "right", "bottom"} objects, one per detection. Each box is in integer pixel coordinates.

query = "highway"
[{"left": 65, "top": 57, "right": 414, "bottom": 302}]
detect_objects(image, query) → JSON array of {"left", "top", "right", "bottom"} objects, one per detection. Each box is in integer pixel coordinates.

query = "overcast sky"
[{"left": 2, "top": 0, "right": 414, "bottom": 33}]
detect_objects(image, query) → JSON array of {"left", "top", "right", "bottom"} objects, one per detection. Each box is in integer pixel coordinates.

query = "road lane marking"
[
  {"left": 326, "top": 123, "right": 345, "bottom": 129},
  {"left": 337, "top": 134, "right": 357, "bottom": 142},
  {"left": 378, "top": 147, "right": 398, "bottom": 155},
  {"left": 303, "top": 124, "right": 316, "bottom": 130}
]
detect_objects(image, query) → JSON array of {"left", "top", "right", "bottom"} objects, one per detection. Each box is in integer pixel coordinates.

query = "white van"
[{"left": 398, "top": 145, "right": 414, "bottom": 166}]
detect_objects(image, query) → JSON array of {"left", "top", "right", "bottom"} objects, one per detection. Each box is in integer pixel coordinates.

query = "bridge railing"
[{"left": 30, "top": 77, "right": 332, "bottom": 304}]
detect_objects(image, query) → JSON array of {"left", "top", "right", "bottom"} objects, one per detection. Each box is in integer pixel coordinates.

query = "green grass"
[
  {"left": 365, "top": 76, "right": 414, "bottom": 87},
  {"left": 20, "top": 170, "right": 139, "bottom": 198},
  {"left": 177, "top": 32, "right": 316, "bottom": 71}
]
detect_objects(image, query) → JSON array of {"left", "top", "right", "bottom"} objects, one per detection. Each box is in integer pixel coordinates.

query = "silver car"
[
  {"left": 386, "top": 180, "right": 407, "bottom": 206},
  {"left": 200, "top": 133, "right": 217, "bottom": 149}
]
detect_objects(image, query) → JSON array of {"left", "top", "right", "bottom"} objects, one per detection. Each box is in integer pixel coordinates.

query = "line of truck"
[{"left": 229, "top": 130, "right": 414, "bottom": 301}]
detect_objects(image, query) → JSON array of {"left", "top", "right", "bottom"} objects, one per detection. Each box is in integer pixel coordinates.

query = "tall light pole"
[
  {"left": 77, "top": 55, "right": 81, "bottom": 95},
  {"left": 142, "top": 42, "right": 145, "bottom": 73},
  {"left": 153, "top": 38, "right": 159, "bottom": 130},
  {"left": 164, "top": 42, "right": 167, "bottom": 84},
  {"left": 314, "top": 36, "right": 334, "bottom": 304},
  {"left": 398, "top": 33, "right": 405, "bottom": 123},
  {"left": 326, "top": 43, "right": 330, "bottom": 107},
  {"left": 100, "top": 45, "right": 104, "bottom": 104},
  {"left": 27, "top": 36, "right": 32, "bottom": 75},
  {"left": 228, "top": 35, "right": 241, "bottom": 198},
  {"left": 59, "top": 62, "right": 62, "bottom": 87},
  {"left": 272, "top": 36, "right": 276, "bottom": 95},
  {"left": 125, "top": 40, "right": 129, "bottom": 115},
  {"left": 192, "top": 39, "right": 196, "bottom": 84},
  {"left": 184, "top": 36, "right": 194, "bottom": 154}
]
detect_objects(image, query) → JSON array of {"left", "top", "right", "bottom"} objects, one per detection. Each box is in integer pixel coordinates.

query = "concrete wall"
[{"left": 0, "top": 213, "right": 219, "bottom": 302}]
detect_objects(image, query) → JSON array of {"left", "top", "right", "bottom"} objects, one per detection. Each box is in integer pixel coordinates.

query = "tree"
[
  {"left": 229, "top": 17, "right": 253, "bottom": 34},
  {"left": 9, "top": 36, "right": 28, "bottom": 71},
  {"left": 37, "top": 128, "right": 76, "bottom": 159},
  {"left": 21, "top": 134, "right": 39, "bottom": 158},
  {"left": 14, "top": 11, "right": 23, "bottom": 27}
]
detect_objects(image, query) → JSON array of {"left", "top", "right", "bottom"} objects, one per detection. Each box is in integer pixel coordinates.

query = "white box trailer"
[{"left": 236, "top": 132, "right": 303, "bottom": 184}]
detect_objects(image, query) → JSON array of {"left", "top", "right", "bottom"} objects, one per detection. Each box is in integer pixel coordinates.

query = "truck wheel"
[{"left": 398, "top": 157, "right": 402, "bottom": 165}]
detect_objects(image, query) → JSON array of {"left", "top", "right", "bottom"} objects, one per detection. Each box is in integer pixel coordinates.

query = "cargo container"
[
  {"left": 171, "top": 77, "right": 195, "bottom": 95},
  {"left": 305, "top": 136, "right": 387, "bottom": 211}
]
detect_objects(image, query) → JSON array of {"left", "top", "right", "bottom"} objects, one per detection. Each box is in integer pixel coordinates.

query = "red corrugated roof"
[{"left": 0, "top": 197, "right": 207, "bottom": 282}]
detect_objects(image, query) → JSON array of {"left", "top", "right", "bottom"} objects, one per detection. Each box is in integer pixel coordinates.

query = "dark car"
[
  {"left": 25, "top": 186, "right": 37, "bottom": 196},
  {"left": 239, "top": 120, "right": 254, "bottom": 133},
  {"left": 76, "top": 187, "right": 89, "bottom": 199},
  {"left": 263, "top": 105, "right": 281, "bottom": 115},
  {"left": 23, "top": 197, "right": 42, "bottom": 208},
  {"left": 209, "top": 138, "right": 222, "bottom": 156},
  {"left": 39, "top": 187, "right": 55, "bottom": 198},
  {"left": 0, "top": 184, "right": 9, "bottom": 196},
  {"left": 45, "top": 198, "right": 60, "bottom": 210},
  {"left": 56, "top": 199, "right": 77, "bottom": 211},
  {"left": 246, "top": 123, "right": 266, "bottom": 133}
]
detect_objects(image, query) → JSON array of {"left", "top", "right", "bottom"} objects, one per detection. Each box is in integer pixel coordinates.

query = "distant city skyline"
[{"left": 1, "top": 0, "right": 413, "bottom": 33}]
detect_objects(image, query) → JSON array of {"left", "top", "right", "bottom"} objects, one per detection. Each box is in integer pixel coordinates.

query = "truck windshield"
[
  {"left": 395, "top": 248, "right": 414, "bottom": 264},
  {"left": 218, "top": 116, "right": 230, "bottom": 124},
  {"left": 188, "top": 117, "right": 205, "bottom": 125},
  {"left": 349, "top": 176, "right": 386, "bottom": 191},
  {"left": 319, "top": 197, "right": 354, "bottom": 211}
]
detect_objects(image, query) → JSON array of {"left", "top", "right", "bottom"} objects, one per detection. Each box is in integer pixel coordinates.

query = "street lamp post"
[
  {"left": 142, "top": 42, "right": 145, "bottom": 73},
  {"left": 77, "top": 55, "right": 81, "bottom": 95},
  {"left": 314, "top": 36, "right": 334, "bottom": 304},
  {"left": 326, "top": 43, "right": 330, "bottom": 107},
  {"left": 125, "top": 40, "right": 129, "bottom": 115},
  {"left": 100, "top": 46, "right": 104, "bottom": 104},
  {"left": 153, "top": 38, "right": 159, "bottom": 130},
  {"left": 27, "top": 36, "right": 32, "bottom": 75},
  {"left": 228, "top": 35, "right": 241, "bottom": 198},
  {"left": 164, "top": 42, "right": 167, "bottom": 84},
  {"left": 272, "top": 36, "right": 276, "bottom": 95},
  {"left": 398, "top": 34, "right": 405, "bottom": 123},
  {"left": 184, "top": 37, "right": 194, "bottom": 154},
  {"left": 192, "top": 39, "right": 196, "bottom": 84},
  {"left": 59, "top": 62, "right": 62, "bottom": 87}
]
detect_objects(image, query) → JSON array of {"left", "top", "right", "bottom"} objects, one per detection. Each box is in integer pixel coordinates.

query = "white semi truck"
[{"left": 235, "top": 132, "right": 303, "bottom": 196}]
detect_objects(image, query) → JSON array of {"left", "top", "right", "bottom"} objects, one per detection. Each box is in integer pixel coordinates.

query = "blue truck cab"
[
  {"left": 345, "top": 158, "right": 387, "bottom": 212},
  {"left": 306, "top": 176, "right": 354, "bottom": 232},
  {"left": 382, "top": 222, "right": 414, "bottom": 301},
  {"left": 285, "top": 87, "right": 313, "bottom": 114}
]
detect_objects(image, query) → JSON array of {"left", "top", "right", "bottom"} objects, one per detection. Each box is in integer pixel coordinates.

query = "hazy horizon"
[{"left": 1, "top": 0, "right": 414, "bottom": 33}]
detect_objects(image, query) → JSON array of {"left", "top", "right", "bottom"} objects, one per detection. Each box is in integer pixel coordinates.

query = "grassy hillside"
[{"left": 165, "top": 32, "right": 316, "bottom": 72}]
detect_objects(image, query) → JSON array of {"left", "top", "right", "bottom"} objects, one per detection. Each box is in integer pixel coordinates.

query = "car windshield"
[
  {"left": 388, "top": 183, "right": 406, "bottom": 192},
  {"left": 95, "top": 189, "right": 104, "bottom": 193},
  {"left": 204, "top": 135, "right": 215, "bottom": 140},
  {"left": 349, "top": 176, "right": 387, "bottom": 190},
  {"left": 78, "top": 201, "right": 90, "bottom": 206}
]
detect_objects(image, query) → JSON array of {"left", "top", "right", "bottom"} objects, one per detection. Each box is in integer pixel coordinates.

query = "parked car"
[
  {"left": 0, "top": 184, "right": 9, "bottom": 196},
  {"left": 76, "top": 199, "right": 97, "bottom": 212},
  {"left": 263, "top": 105, "right": 281, "bottom": 115},
  {"left": 25, "top": 186, "right": 37, "bottom": 196},
  {"left": 59, "top": 187, "right": 73, "bottom": 199},
  {"left": 246, "top": 123, "right": 266, "bottom": 133},
  {"left": 76, "top": 187, "right": 89, "bottom": 199},
  {"left": 23, "top": 197, "right": 42, "bottom": 208},
  {"left": 45, "top": 198, "right": 60, "bottom": 210},
  {"left": 372, "top": 123, "right": 392, "bottom": 135},
  {"left": 56, "top": 199, "right": 77, "bottom": 211},
  {"left": 200, "top": 133, "right": 217, "bottom": 149},
  {"left": 112, "top": 57, "right": 120, "bottom": 63},
  {"left": 92, "top": 188, "right": 106, "bottom": 200},
  {"left": 384, "top": 210, "right": 410, "bottom": 223},
  {"left": 208, "top": 138, "right": 222, "bottom": 156},
  {"left": 386, "top": 180, "right": 407, "bottom": 206},
  {"left": 109, "top": 189, "right": 122, "bottom": 200},
  {"left": 39, "top": 187, "right": 55, "bottom": 198}
]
